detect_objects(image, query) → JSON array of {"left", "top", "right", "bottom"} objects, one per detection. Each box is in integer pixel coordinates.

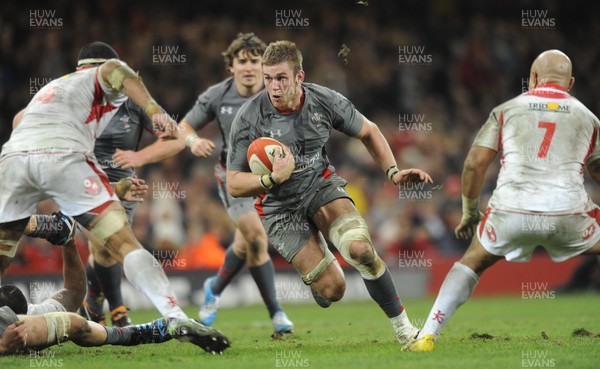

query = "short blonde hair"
[{"left": 262, "top": 41, "right": 303, "bottom": 74}]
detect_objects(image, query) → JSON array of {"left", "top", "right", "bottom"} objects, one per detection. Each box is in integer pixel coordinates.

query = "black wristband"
[
  {"left": 386, "top": 165, "right": 400, "bottom": 181},
  {"left": 259, "top": 175, "right": 270, "bottom": 190},
  {"left": 269, "top": 173, "right": 280, "bottom": 186}
]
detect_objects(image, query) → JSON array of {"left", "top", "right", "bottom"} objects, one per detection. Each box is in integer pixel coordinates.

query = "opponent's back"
[
  {"left": 3, "top": 66, "right": 126, "bottom": 155},
  {"left": 476, "top": 84, "right": 600, "bottom": 212}
]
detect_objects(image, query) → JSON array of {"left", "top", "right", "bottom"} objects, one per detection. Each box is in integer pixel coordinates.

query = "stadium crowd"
[{"left": 1, "top": 0, "right": 599, "bottom": 272}]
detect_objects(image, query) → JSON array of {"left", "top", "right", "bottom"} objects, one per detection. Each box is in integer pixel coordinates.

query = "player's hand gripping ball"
[{"left": 247, "top": 137, "right": 284, "bottom": 175}]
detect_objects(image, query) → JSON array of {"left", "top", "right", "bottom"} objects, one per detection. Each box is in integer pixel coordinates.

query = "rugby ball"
[{"left": 247, "top": 137, "right": 283, "bottom": 175}]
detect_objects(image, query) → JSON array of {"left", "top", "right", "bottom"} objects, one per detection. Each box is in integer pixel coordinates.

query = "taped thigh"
[
  {"left": 87, "top": 204, "right": 129, "bottom": 245},
  {"left": 0, "top": 239, "right": 19, "bottom": 258},
  {"left": 43, "top": 312, "right": 71, "bottom": 345},
  {"left": 0, "top": 219, "right": 28, "bottom": 257},
  {"left": 301, "top": 247, "right": 336, "bottom": 285}
]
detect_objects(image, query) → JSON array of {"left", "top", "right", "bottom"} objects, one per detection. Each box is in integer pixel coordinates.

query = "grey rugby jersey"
[
  {"left": 185, "top": 77, "right": 253, "bottom": 164},
  {"left": 94, "top": 99, "right": 153, "bottom": 182},
  {"left": 228, "top": 83, "right": 364, "bottom": 212}
]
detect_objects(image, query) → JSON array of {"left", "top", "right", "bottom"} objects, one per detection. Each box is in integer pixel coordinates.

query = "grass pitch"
[{"left": 3, "top": 295, "right": 598, "bottom": 369}]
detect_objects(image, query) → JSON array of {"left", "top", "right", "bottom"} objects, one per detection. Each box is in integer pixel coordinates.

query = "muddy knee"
[
  {"left": 329, "top": 212, "right": 386, "bottom": 279},
  {"left": 348, "top": 241, "right": 375, "bottom": 265}
]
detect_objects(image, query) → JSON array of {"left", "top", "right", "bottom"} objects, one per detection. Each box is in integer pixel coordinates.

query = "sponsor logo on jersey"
[
  {"left": 220, "top": 106, "right": 233, "bottom": 115},
  {"left": 98, "top": 159, "right": 120, "bottom": 169},
  {"left": 528, "top": 102, "right": 570, "bottom": 113},
  {"left": 293, "top": 152, "right": 321, "bottom": 172},
  {"left": 268, "top": 129, "right": 282, "bottom": 138}
]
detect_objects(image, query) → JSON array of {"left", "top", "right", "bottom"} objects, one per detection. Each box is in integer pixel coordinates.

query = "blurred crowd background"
[{"left": 1, "top": 0, "right": 600, "bottom": 276}]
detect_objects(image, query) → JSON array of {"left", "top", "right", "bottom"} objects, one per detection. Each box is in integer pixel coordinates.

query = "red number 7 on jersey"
[{"left": 537, "top": 121, "right": 556, "bottom": 158}]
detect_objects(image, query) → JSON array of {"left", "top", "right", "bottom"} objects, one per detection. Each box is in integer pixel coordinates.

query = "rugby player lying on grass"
[{"left": 0, "top": 285, "right": 229, "bottom": 355}]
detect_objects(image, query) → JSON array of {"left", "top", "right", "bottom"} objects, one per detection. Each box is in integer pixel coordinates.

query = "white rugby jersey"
[
  {"left": 2, "top": 64, "right": 127, "bottom": 155},
  {"left": 473, "top": 83, "right": 600, "bottom": 212}
]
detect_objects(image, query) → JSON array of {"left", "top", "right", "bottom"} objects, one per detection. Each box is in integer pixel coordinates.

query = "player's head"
[
  {"left": 529, "top": 49, "right": 574, "bottom": 91},
  {"left": 222, "top": 33, "right": 266, "bottom": 93},
  {"left": 76, "top": 41, "right": 119, "bottom": 70},
  {"left": 0, "top": 284, "right": 28, "bottom": 315},
  {"left": 262, "top": 41, "right": 305, "bottom": 110}
]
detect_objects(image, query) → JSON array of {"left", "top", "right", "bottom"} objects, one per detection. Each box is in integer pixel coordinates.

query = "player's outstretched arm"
[
  {"left": 112, "top": 120, "right": 215, "bottom": 169},
  {"left": 455, "top": 146, "right": 497, "bottom": 239},
  {"left": 112, "top": 122, "right": 187, "bottom": 168},
  {"left": 98, "top": 60, "right": 178, "bottom": 140},
  {"left": 354, "top": 117, "right": 433, "bottom": 185}
]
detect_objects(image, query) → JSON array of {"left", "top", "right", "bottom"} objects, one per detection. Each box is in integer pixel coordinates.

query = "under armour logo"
[
  {"left": 311, "top": 112, "right": 323, "bottom": 125},
  {"left": 220, "top": 106, "right": 233, "bottom": 115},
  {"left": 268, "top": 129, "right": 282, "bottom": 138},
  {"left": 432, "top": 309, "right": 445, "bottom": 324}
]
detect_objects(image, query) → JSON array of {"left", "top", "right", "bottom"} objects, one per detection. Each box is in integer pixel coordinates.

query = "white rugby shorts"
[
  {"left": 477, "top": 203, "right": 600, "bottom": 262},
  {"left": 0, "top": 150, "right": 119, "bottom": 223}
]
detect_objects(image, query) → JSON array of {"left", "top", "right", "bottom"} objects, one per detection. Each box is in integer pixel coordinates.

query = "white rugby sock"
[
  {"left": 123, "top": 249, "right": 187, "bottom": 319},
  {"left": 419, "top": 262, "right": 479, "bottom": 339}
]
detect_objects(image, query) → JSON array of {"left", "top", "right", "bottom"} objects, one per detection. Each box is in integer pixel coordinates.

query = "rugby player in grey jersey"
[
  {"left": 74, "top": 42, "right": 156, "bottom": 328},
  {"left": 112, "top": 33, "right": 293, "bottom": 333},
  {"left": 227, "top": 41, "right": 433, "bottom": 345}
]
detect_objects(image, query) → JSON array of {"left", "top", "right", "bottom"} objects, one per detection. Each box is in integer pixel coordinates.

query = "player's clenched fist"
[
  {"left": 454, "top": 196, "right": 483, "bottom": 239},
  {"left": 271, "top": 145, "right": 295, "bottom": 185},
  {"left": 189, "top": 138, "right": 216, "bottom": 158}
]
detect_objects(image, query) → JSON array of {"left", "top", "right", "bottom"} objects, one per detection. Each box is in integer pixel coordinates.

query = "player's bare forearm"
[
  {"left": 124, "top": 137, "right": 184, "bottom": 167},
  {"left": 461, "top": 146, "right": 498, "bottom": 199},
  {"left": 56, "top": 240, "right": 86, "bottom": 312},
  {"left": 355, "top": 118, "right": 397, "bottom": 172},
  {"left": 121, "top": 78, "right": 155, "bottom": 113},
  {"left": 227, "top": 170, "right": 266, "bottom": 198}
]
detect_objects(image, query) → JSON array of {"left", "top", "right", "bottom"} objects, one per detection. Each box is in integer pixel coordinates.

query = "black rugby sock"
[
  {"left": 363, "top": 268, "right": 403, "bottom": 318},
  {"left": 212, "top": 247, "right": 245, "bottom": 295},
  {"left": 84, "top": 261, "right": 105, "bottom": 315},
  {"left": 93, "top": 261, "right": 125, "bottom": 311},
  {"left": 249, "top": 260, "right": 282, "bottom": 318}
]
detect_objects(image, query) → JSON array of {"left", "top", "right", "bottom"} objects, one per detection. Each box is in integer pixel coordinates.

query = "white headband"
[{"left": 77, "top": 58, "right": 108, "bottom": 67}]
